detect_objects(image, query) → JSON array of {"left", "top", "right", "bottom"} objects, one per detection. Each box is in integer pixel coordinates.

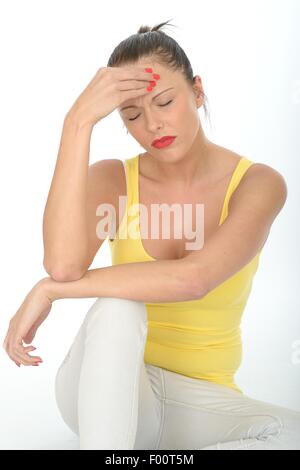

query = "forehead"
[
  {"left": 117, "top": 61, "right": 183, "bottom": 112},
  {"left": 127, "top": 60, "right": 173, "bottom": 77}
]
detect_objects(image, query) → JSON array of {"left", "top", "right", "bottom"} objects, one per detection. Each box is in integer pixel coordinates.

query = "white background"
[{"left": 0, "top": 0, "right": 299, "bottom": 450}]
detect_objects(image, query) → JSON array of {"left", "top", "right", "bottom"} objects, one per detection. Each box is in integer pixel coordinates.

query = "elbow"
[
  {"left": 43, "top": 259, "right": 87, "bottom": 282},
  {"left": 182, "top": 260, "right": 208, "bottom": 300},
  {"left": 47, "top": 269, "right": 86, "bottom": 282}
]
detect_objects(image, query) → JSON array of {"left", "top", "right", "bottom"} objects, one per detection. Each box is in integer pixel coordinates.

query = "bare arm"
[
  {"left": 41, "top": 257, "right": 203, "bottom": 304},
  {"left": 42, "top": 113, "right": 94, "bottom": 280},
  {"left": 42, "top": 65, "right": 154, "bottom": 281}
]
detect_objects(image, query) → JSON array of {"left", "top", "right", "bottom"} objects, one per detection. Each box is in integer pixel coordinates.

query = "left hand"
[{"left": 2, "top": 278, "right": 52, "bottom": 367}]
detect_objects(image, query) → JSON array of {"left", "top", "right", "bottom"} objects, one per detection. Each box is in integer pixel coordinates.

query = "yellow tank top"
[{"left": 108, "top": 154, "right": 262, "bottom": 394}]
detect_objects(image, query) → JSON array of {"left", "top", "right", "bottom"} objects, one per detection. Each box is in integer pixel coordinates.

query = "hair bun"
[
  {"left": 137, "top": 20, "right": 176, "bottom": 35},
  {"left": 107, "top": 18, "right": 210, "bottom": 126},
  {"left": 137, "top": 25, "right": 152, "bottom": 34}
]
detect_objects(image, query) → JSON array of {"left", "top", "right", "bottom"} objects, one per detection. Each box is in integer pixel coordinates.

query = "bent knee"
[
  {"left": 97, "top": 296, "right": 146, "bottom": 309},
  {"left": 85, "top": 296, "right": 148, "bottom": 332},
  {"left": 92, "top": 296, "right": 147, "bottom": 316}
]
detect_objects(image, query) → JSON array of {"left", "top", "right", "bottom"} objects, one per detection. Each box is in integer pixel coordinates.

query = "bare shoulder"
[
  {"left": 89, "top": 158, "right": 125, "bottom": 188},
  {"left": 88, "top": 158, "right": 126, "bottom": 204},
  {"left": 84, "top": 158, "right": 126, "bottom": 262},
  {"left": 243, "top": 161, "right": 287, "bottom": 199},
  {"left": 212, "top": 145, "right": 288, "bottom": 208},
  {"left": 231, "top": 160, "right": 288, "bottom": 216}
]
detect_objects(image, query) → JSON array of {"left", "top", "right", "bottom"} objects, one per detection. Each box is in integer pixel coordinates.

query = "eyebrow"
[{"left": 120, "top": 87, "right": 174, "bottom": 111}]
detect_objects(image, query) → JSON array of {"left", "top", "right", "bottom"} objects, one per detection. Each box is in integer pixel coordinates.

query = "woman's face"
[{"left": 118, "top": 61, "right": 204, "bottom": 160}]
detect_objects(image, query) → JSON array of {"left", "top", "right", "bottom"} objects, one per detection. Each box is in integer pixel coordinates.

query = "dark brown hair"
[{"left": 107, "top": 19, "right": 210, "bottom": 125}]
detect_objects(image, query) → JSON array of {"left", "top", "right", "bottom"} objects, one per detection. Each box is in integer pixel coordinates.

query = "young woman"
[{"left": 3, "top": 20, "right": 300, "bottom": 450}]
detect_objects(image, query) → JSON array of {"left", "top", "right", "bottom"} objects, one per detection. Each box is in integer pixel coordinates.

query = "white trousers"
[{"left": 54, "top": 297, "right": 300, "bottom": 450}]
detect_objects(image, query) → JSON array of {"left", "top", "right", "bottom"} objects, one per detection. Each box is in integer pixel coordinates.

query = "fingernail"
[
  {"left": 149, "top": 80, "right": 156, "bottom": 87},
  {"left": 153, "top": 74, "right": 160, "bottom": 80},
  {"left": 145, "top": 67, "right": 153, "bottom": 73},
  {"left": 147, "top": 86, "right": 153, "bottom": 92}
]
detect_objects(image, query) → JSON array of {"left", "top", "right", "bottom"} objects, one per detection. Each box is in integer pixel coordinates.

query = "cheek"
[
  {"left": 177, "top": 100, "right": 197, "bottom": 127},
  {"left": 178, "top": 98, "right": 195, "bottom": 118},
  {"left": 180, "top": 107, "right": 200, "bottom": 141}
]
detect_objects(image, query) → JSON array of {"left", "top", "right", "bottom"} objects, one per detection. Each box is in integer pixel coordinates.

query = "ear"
[{"left": 193, "top": 75, "right": 204, "bottom": 108}]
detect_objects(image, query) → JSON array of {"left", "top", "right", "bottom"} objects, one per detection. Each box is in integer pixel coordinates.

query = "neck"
[{"left": 145, "top": 125, "right": 214, "bottom": 187}]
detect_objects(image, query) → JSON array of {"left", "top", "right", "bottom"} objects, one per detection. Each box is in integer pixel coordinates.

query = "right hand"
[{"left": 66, "top": 66, "right": 158, "bottom": 127}]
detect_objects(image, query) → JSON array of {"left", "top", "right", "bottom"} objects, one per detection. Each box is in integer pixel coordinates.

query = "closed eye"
[{"left": 128, "top": 100, "right": 173, "bottom": 121}]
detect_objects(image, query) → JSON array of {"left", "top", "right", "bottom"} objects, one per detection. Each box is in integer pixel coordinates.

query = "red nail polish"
[
  {"left": 145, "top": 67, "right": 153, "bottom": 73},
  {"left": 153, "top": 74, "right": 160, "bottom": 80},
  {"left": 149, "top": 80, "right": 156, "bottom": 87},
  {"left": 147, "top": 86, "right": 153, "bottom": 92}
]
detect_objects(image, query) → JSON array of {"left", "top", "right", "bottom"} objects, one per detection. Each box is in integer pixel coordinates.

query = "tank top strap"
[
  {"left": 219, "top": 156, "right": 256, "bottom": 225},
  {"left": 125, "top": 154, "right": 255, "bottom": 227},
  {"left": 123, "top": 154, "right": 139, "bottom": 210}
]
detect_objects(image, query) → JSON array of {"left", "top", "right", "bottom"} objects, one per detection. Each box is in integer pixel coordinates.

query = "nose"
[{"left": 143, "top": 108, "right": 164, "bottom": 133}]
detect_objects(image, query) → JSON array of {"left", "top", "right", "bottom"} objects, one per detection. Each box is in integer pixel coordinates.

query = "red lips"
[{"left": 152, "top": 136, "right": 176, "bottom": 146}]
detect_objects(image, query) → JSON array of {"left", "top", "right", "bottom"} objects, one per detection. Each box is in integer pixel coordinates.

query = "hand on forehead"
[{"left": 118, "top": 63, "right": 181, "bottom": 112}]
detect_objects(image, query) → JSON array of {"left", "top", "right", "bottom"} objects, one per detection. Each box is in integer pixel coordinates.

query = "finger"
[
  {"left": 13, "top": 345, "right": 42, "bottom": 366},
  {"left": 24, "top": 345, "right": 36, "bottom": 352},
  {"left": 13, "top": 350, "right": 33, "bottom": 365},
  {"left": 119, "top": 67, "right": 160, "bottom": 82},
  {"left": 118, "top": 80, "right": 156, "bottom": 92},
  {"left": 14, "top": 352, "right": 41, "bottom": 366},
  {"left": 7, "top": 337, "right": 35, "bottom": 365}
]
